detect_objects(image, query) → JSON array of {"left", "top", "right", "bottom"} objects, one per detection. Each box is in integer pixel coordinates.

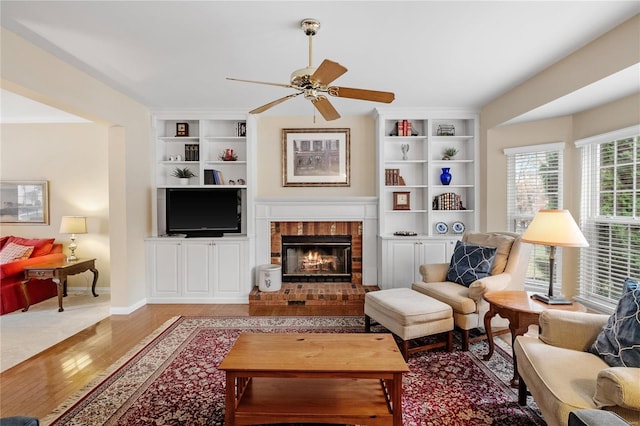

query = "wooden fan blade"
[
  {"left": 249, "top": 93, "right": 301, "bottom": 114},
  {"left": 227, "top": 77, "right": 294, "bottom": 89},
  {"left": 329, "top": 86, "right": 395, "bottom": 103},
  {"left": 310, "top": 59, "right": 348, "bottom": 86},
  {"left": 312, "top": 96, "right": 341, "bottom": 121}
]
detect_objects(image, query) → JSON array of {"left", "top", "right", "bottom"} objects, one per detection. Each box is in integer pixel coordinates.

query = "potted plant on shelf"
[
  {"left": 171, "top": 167, "right": 196, "bottom": 185},
  {"left": 442, "top": 147, "right": 458, "bottom": 160}
]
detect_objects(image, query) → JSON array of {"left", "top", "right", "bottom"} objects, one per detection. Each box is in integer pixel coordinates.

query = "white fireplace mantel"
[{"left": 255, "top": 197, "right": 378, "bottom": 285}]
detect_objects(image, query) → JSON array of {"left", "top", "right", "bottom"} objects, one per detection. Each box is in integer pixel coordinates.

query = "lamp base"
[{"left": 531, "top": 293, "right": 573, "bottom": 305}]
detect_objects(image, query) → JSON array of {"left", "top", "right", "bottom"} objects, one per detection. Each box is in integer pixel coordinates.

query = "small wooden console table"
[
  {"left": 219, "top": 333, "right": 409, "bottom": 425},
  {"left": 21, "top": 258, "right": 99, "bottom": 312},
  {"left": 483, "top": 290, "right": 586, "bottom": 386}
]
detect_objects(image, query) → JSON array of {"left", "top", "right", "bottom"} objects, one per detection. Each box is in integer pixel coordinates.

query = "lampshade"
[
  {"left": 59, "top": 216, "right": 87, "bottom": 234},
  {"left": 521, "top": 209, "right": 588, "bottom": 248}
]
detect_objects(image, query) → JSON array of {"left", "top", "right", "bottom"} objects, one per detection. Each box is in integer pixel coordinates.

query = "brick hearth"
[{"left": 249, "top": 283, "right": 380, "bottom": 307}]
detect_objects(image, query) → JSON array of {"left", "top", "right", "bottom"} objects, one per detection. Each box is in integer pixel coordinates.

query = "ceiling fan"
[{"left": 227, "top": 18, "right": 395, "bottom": 121}]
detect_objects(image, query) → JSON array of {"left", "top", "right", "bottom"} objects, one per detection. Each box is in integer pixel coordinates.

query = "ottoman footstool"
[{"left": 364, "top": 287, "right": 454, "bottom": 360}]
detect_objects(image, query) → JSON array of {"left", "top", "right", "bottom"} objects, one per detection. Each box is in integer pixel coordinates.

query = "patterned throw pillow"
[
  {"left": 446, "top": 240, "right": 497, "bottom": 287},
  {"left": 589, "top": 278, "right": 640, "bottom": 367},
  {"left": 6, "top": 236, "right": 55, "bottom": 257},
  {"left": 0, "top": 242, "right": 35, "bottom": 264}
]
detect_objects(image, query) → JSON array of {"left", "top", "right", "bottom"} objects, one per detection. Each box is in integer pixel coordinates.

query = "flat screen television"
[{"left": 166, "top": 188, "right": 241, "bottom": 237}]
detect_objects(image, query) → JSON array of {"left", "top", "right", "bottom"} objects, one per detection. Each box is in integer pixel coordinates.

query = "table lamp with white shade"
[
  {"left": 520, "top": 209, "right": 588, "bottom": 305},
  {"left": 59, "top": 216, "right": 87, "bottom": 262}
]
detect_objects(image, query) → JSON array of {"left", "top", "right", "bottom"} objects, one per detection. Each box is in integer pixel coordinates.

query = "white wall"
[
  {"left": 480, "top": 16, "right": 639, "bottom": 300},
  {"left": 480, "top": 15, "right": 640, "bottom": 231},
  {"left": 1, "top": 28, "right": 151, "bottom": 313},
  {"left": 0, "top": 123, "right": 111, "bottom": 289},
  {"left": 255, "top": 115, "right": 376, "bottom": 197},
  {"left": 482, "top": 93, "right": 639, "bottom": 300}
]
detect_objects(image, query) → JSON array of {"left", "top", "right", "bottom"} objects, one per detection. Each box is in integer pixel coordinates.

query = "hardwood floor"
[{"left": 0, "top": 303, "right": 363, "bottom": 419}]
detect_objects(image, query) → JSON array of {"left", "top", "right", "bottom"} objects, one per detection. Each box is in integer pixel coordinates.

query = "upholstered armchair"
[
  {"left": 515, "top": 310, "right": 640, "bottom": 426},
  {"left": 411, "top": 231, "right": 531, "bottom": 350}
]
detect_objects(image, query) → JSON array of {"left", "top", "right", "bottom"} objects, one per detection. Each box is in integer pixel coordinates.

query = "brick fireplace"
[
  {"left": 251, "top": 199, "right": 379, "bottom": 310},
  {"left": 255, "top": 198, "right": 378, "bottom": 285},
  {"left": 270, "top": 221, "right": 363, "bottom": 284}
]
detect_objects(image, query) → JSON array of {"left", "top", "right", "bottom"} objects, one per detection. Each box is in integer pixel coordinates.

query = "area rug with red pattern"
[{"left": 43, "top": 316, "right": 544, "bottom": 426}]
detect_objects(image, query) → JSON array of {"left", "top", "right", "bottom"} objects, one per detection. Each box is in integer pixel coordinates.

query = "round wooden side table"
[{"left": 482, "top": 290, "right": 586, "bottom": 386}]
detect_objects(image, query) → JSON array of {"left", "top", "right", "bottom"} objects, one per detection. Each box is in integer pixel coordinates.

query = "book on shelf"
[
  {"left": 236, "top": 122, "right": 247, "bottom": 137},
  {"left": 393, "top": 119, "right": 417, "bottom": 136},
  {"left": 204, "top": 169, "right": 225, "bottom": 185},
  {"left": 385, "top": 168, "right": 404, "bottom": 185},
  {"left": 213, "top": 169, "right": 224, "bottom": 185},
  {"left": 184, "top": 144, "right": 199, "bottom": 161},
  {"left": 397, "top": 120, "right": 407, "bottom": 136},
  {"left": 204, "top": 169, "right": 215, "bottom": 185},
  {"left": 432, "top": 192, "right": 463, "bottom": 210}
]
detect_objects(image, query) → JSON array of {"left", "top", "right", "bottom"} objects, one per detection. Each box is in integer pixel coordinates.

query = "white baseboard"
[
  {"left": 146, "top": 296, "right": 249, "bottom": 304},
  {"left": 67, "top": 286, "right": 111, "bottom": 294},
  {"left": 110, "top": 298, "right": 147, "bottom": 315}
]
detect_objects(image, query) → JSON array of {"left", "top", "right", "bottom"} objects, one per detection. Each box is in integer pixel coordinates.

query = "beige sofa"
[
  {"left": 514, "top": 310, "right": 640, "bottom": 426},
  {"left": 412, "top": 231, "right": 531, "bottom": 350}
]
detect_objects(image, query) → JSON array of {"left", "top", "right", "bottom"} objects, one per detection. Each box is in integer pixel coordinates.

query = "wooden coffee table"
[
  {"left": 483, "top": 290, "right": 586, "bottom": 386},
  {"left": 218, "top": 333, "right": 409, "bottom": 425}
]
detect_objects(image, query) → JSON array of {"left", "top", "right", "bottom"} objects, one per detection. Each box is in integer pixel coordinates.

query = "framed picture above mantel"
[{"left": 282, "top": 128, "right": 350, "bottom": 187}]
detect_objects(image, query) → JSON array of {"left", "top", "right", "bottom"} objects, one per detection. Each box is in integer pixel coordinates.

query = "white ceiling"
[{"left": 1, "top": 1, "right": 639, "bottom": 123}]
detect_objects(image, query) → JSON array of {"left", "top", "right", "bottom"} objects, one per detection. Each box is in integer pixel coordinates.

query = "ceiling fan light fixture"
[
  {"left": 290, "top": 67, "right": 317, "bottom": 87},
  {"left": 304, "top": 89, "right": 319, "bottom": 101}
]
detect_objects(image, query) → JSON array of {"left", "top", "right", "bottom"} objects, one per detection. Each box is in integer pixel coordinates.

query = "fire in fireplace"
[{"left": 281, "top": 235, "right": 352, "bottom": 282}]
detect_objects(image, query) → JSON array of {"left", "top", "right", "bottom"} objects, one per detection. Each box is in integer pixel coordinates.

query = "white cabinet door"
[
  {"left": 147, "top": 237, "right": 250, "bottom": 302},
  {"left": 182, "top": 241, "right": 213, "bottom": 296},
  {"left": 391, "top": 240, "right": 420, "bottom": 289},
  {"left": 380, "top": 240, "right": 419, "bottom": 289},
  {"left": 417, "top": 240, "right": 455, "bottom": 266},
  {"left": 212, "top": 240, "right": 247, "bottom": 298},
  {"left": 381, "top": 238, "right": 456, "bottom": 289},
  {"left": 147, "top": 240, "right": 181, "bottom": 297}
]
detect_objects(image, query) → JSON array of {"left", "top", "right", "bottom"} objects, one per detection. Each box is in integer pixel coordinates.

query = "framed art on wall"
[
  {"left": 0, "top": 181, "right": 49, "bottom": 224},
  {"left": 282, "top": 128, "right": 350, "bottom": 187}
]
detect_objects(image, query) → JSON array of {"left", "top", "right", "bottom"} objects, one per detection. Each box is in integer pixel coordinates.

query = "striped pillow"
[{"left": 0, "top": 242, "right": 35, "bottom": 264}]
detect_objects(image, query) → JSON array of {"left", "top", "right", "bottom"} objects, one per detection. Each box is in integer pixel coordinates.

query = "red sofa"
[{"left": 0, "top": 236, "right": 66, "bottom": 315}]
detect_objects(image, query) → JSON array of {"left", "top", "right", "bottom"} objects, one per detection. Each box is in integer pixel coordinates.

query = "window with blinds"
[
  {"left": 504, "top": 143, "right": 564, "bottom": 289},
  {"left": 576, "top": 126, "right": 640, "bottom": 308}
]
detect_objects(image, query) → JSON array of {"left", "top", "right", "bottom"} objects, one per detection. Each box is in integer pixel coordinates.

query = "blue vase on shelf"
[{"left": 440, "top": 168, "right": 452, "bottom": 185}]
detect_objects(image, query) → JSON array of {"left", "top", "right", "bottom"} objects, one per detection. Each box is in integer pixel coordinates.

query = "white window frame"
[
  {"left": 575, "top": 125, "right": 640, "bottom": 312},
  {"left": 504, "top": 142, "right": 564, "bottom": 291}
]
